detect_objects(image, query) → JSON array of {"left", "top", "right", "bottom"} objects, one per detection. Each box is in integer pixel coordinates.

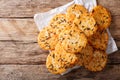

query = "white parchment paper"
[{"left": 34, "top": 0, "right": 118, "bottom": 75}]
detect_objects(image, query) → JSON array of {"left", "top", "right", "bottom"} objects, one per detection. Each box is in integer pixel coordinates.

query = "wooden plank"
[
  {"left": 110, "top": 16, "right": 120, "bottom": 40},
  {"left": 0, "top": 65, "right": 60, "bottom": 80},
  {"left": 108, "top": 50, "right": 120, "bottom": 64},
  {"left": 0, "top": 19, "right": 38, "bottom": 41},
  {"left": 0, "top": 41, "right": 48, "bottom": 65},
  {"left": 0, "top": 0, "right": 119, "bottom": 17},
  {"left": 0, "top": 0, "right": 72, "bottom": 17},
  {"left": 0, "top": 64, "right": 120, "bottom": 80}
]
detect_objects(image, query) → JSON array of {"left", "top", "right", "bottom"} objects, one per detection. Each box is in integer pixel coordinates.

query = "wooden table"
[{"left": 0, "top": 0, "right": 120, "bottom": 80}]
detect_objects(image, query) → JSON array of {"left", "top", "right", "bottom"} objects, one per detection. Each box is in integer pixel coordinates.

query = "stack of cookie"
[{"left": 38, "top": 4, "right": 111, "bottom": 74}]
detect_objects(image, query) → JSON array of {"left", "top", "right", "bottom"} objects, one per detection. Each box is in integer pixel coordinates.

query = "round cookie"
[
  {"left": 76, "top": 44, "right": 93, "bottom": 66},
  {"left": 46, "top": 51, "right": 66, "bottom": 74},
  {"left": 55, "top": 43, "right": 79, "bottom": 67},
  {"left": 66, "top": 4, "right": 88, "bottom": 22},
  {"left": 85, "top": 50, "right": 107, "bottom": 71},
  {"left": 91, "top": 5, "right": 111, "bottom": 30},
  {"left": 81, "top": 44, "right": 93, "bottom": 66},
  {"left": 49, "top": 14, "right": 71, "bottom": 34},
  {"left": 88, "top": 30, "right": 109, "bottom": 50},
  {"left": 49, "top": 14, "right": 67, "bottom": 25},
  {"left": 74, "top": 13, "right": 98, "bottom": 37},
  {"left": 38, "top": 26, "right": 58, "bottom": 50},
  {"left": 46, "top": 44, "right": 79, "bottom": 74},
  {"left": 58, "top": 26, "right": 87, "bottom": 53}
]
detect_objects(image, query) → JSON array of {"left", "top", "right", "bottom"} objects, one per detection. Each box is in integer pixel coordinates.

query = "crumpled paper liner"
[{"left": 34, "top": 0, "right": 118, "bottom": 75}]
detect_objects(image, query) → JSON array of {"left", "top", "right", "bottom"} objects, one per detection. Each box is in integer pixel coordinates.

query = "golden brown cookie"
[
  {"left": 74, "top": 13, "right": 98, "bottom": 37},
  {"left": 49, "top": 14, "right": 71, "bottom": 34},
  {"left": 66, "top": 4, "right": 88, "bottom": 22},
  {"left": 76, "top": 44, "right": 93, "bottom": 66},
  {"left": 81, "top": 44, "right": 93, "bottom": 66},
  {"left": 55, "top": 43, "right": 79, "bottom": 67},
  {"left": 85, "top": 50, "right": 107, "bottom": 71},
  {"left": 88, "top": 30, "right": 109, "bottom": 51},
  {"left": 46, "top": 43, "right": 79, "bottom": 74},
  {"left": 91, "top": 5, "right": 111, "bottom": 30},
  {"left": 49, "top": 14, "right": 67, "bottom": 25},
  {"left": 38, "top": 26, "right": 58, "bottom": 50},
  {"left": 46, "top": 51, "right": 66, "bottom": 74},
  {"left": 38, "top": 14, "right": 72, "bottom": 50},
  {"left": 58, "top": 26, "right": 87, "bottom": 53}
]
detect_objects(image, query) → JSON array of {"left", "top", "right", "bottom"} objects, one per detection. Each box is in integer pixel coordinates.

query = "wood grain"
[
  {"left": 0, "top": 65, "right": 120, "bottom": 80},
  {"left": 0, "top": 41, "right": 48, "bottom": 65},
  {"left": 0, "top": 19, "right": 38, "bottom": 41},
  {"left": 0, "top": 0, "right": 119, "bottom": 17},
  {"left": 110, "top": 16, "right": 120, "bottom": 40},
  {"left": 0, "top": 0, "right": 72, "bottom": 17}
]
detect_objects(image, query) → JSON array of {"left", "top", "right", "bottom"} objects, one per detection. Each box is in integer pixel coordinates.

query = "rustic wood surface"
[{"left": 0, "top": 0, "right": 120, "bottom": 80}]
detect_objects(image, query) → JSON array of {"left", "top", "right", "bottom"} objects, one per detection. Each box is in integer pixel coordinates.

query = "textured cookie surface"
[
  {"left": 38, "top": 26, "right": 58, "bottom": 50},
  {"left": 46, "top": 51, "right": 66, "bottom": 74},
  {"left": 50, "top": 14, "right": 66, "bottom": 25},
  {"left": 89, "top": 30, "right": 109, "bottom": 50},
  {"left": 46, "top": 43, "right": 79, "bottom": 74},
  {"left": 55, "top": 43, "right": 79, "bottom": 67},
  {"left": 58, "top": 26, "right": 87, "bottom": 53},
  {"left": 91, "top": 5, "right": 111, "bottom": 30},
  {"left": 81, "top": 44, "right": 93, "bottom": 66},
  {"left": 76, "top": 44, "right": 93, "bottom": 66},
  {"left": 74, "top": 13, "right": 97, "bottom": 37},
  {"left": 49, "top": 14, "right": 70, "bottom": 34},
  {"left": 85, "top": 50, "right": 107, "bottom": 71},
  {"left": 66, "top": 4, "right": 88, "bottom": 22}
]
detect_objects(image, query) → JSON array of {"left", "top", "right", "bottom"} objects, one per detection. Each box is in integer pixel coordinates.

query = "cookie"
[
  {"left": 46, "top": 44, "right": 79, "bottom": 74},
  {"left": 49, "top": 14, "right": 67, "bottom": 25},
  {"left": 76, "top": 44, "right": 93, "bottom": 66},
  {"left": 49, "top": 14, "right": 71, "bottom": 34},
  {"left": 88, "top": 30, "right": 109, "bottom": 50},
  {"left": 58, "top": 26, "right": 87, "bottom": 53},
  {"left": 81, "top": 44, "right": 93, "bottom": 66},
  {"left": 74, "top": 13, "right": 98, "bottom": 37},
  {"left": 91, "top": 5, "right": 111, "bottom": 30},
  {"left": 55, "top": 43, "right": 79, "bottom": 67},
  {"left": 46, "top": 51, "right": 66, "bottom": 74},
  {"left": 38, "top": 26, "right": 58, "bottom": 50},
  {"left": 66, "top": 4, "right": 88, "bottom": 22},
  {"left": 85, "top": 50, "right": 107, "bottom": 71}
]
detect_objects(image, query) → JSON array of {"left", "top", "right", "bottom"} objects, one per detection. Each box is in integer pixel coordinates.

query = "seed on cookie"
[
  {"left": 74, "top": 13, "right": 98, "bottom": 37},
  {"left": 46, "top": 51, "right": 66, "bottom": 74},
  {"left": 84, "top": 50, "right": 107, "bottom": 72},
  {"left": 49, "top": 14, "right": 71, "bottom": 34},
  {"left": 78, "top": 44, "right": 93, "bottom": 66},
  {"left": 58, "top": 26, "right": 87, "bottom": 53},
  {"left": 88, "top": 30, "right": 109, "bottom": 50},
  {"left": 91, "top": 5, "right": 111, "bottom": 30},
  {"left": 66, "top": 4, "right": 88, "bottom": 22},
  {"left": 46, "top": 43, "right": 79, "bottom": 74},
  {"left": 38, "top": 26, "right": 58, "bottom": 50},
  {"left": 49, "top": 14, "right": 67, "bottom": 25}
]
